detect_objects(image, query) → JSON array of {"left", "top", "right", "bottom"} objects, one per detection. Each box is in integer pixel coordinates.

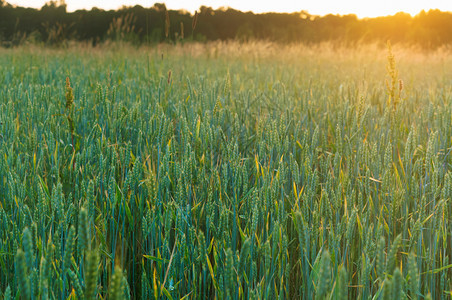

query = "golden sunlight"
[{"left": 6, "top": 0, "right": 452, "bottom": 17}]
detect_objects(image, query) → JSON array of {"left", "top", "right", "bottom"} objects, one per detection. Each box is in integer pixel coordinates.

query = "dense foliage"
[
  {"left": 0, "top": 42, "right": 451, "bottom": 299},
  {"left": 1, "top": 1, "right": 452, "bottom": 48}
]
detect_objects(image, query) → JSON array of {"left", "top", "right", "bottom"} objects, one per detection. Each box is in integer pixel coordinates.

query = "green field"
[{"left": 0, "top": 42, "right": 451, "bottom": 299}]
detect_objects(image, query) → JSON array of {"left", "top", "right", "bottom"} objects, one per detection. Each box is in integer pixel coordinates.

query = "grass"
[{"left": 0, "top": 41, "right": 451, "bottom": 299}]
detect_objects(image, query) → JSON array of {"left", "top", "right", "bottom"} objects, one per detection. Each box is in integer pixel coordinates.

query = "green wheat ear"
[
  {"left": 84, "top": 249, "right": 98, "bottom": 300},
  {"left": 386, "top": 234, "right": 401, "bottom": 274},
  {"left": 16, "top": 249, "right": 31, "bottom": 300},
  {"left": 87, "top": 180, "right": 95, "bottom": 225},
  {"left": 225, "top": 248, "right": 234, "bottom": 298},
  {"left": 382, "top": 278, "right": 392, "bottom": 300},
  {"left": 376, "top": 236, "right": 386, "bottom": 281},
  {"left": 65, "top": 76, "right": 76, "bottom": 160},
  {"left": 38, "top": 256, "right": 49, "bottom": 297},
  {"left": 316, "top": 250, "right": 331, "bottom": 300},
  {"left": 68, "top": 270, "right": 83, "bottom": 298},
  {"left": 63, "top": 226, "right": 75, "bottom": 274},
  {"left": 122, "top": 273, "right": 131, "bottom": 300},
  {"left": 238, "top": 238, "right": 251, "bottom": 281},
  {"left": 336, "top": 266, "right": 348, "bottom": 300},
  {"left": 408, "top": 253, "right": 419, "bottom": 298},
  {"left": 385, "top": 40, "right": 403, "bottom": 110},
  {"left": 3, "top": 286, "right": 11, "bottom": 300},
  {"left": 78, "top": 207, "right": 89, "bottom": 253},
  {"left": 392, "top": 268, "right": 402, "bottom": 299},
  {"left": 22, "top": 227, "right": 33, "bottom": 270},
  {"left": 109, "top": 267, "right": 124, "bottom": 300},
  {"left": 65, "top": 77, "right": 74, "bottom": 110}
]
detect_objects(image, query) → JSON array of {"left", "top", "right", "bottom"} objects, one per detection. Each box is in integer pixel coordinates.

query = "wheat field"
[{"left": 0, "top": 42, "right": 451, "bottom": 299}]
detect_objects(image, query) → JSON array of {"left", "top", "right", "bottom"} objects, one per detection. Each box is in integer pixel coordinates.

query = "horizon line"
[{"left": 3, "top": 2, "right": 451, "bottom": 19}]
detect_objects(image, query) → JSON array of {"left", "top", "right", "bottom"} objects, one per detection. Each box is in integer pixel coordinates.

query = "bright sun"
[{"left": 6, "top": 0, "right": 452, "bottom": 17}]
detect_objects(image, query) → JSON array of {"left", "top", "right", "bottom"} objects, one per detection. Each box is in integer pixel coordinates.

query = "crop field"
[{"left": 0, "top": 42, "right": 451, "bottom": 299}]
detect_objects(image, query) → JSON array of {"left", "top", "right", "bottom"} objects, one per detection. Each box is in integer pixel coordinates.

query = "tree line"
[{"left": 1, "top": 1, "right": 452, "bottom": 48}]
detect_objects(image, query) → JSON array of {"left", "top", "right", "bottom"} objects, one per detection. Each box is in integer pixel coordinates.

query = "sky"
[{"left": 6, "top": 0, "right": 452, "bottom": 18}]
